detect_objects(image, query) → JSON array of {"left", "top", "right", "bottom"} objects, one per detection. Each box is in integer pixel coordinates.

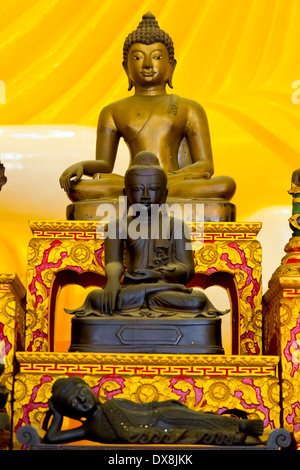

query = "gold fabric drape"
[
  {"left": 1, "top": 0, "right": 299, "bottom": 214},
  {"left": 1, "top": 0, "right": 299, "bottom": 351}
]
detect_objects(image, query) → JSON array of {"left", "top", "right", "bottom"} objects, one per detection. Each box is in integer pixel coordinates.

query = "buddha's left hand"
[{"left": 125, "top": 269, "right": 163, "bottom": 281}]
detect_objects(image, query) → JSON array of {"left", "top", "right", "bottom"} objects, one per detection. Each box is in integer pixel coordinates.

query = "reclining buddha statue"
[
  {"left": 60, "top": 12, "right": 236, "bottom": 221},
  {"left": 42, "top": 376, "right": 264, "bottom": 446}
]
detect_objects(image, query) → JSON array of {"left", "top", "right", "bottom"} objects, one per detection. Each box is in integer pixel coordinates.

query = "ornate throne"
[{"left": 3, "top": 218, "right": 282, "bottom": 449}]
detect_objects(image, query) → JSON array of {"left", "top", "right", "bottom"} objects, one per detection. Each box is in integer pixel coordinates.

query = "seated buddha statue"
[
  {"left": 59, "top": 12, "right": 236, "bottom": 219},
  {"left": 65, "top": 152, "right": 228, "bottom": 319}
]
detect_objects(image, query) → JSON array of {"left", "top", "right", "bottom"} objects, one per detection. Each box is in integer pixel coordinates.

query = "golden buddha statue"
[{"left": 60, "top": 12, "right": 236, "bottom": 221}]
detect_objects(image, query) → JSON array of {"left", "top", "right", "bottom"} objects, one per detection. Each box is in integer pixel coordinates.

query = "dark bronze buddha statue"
[
  {"left": 60, "top": 12, "right": 236, "bottom": 221},
  {"left": 43, "top": 376, "right": 264, "bottom": 446},
  {"left": 65, "top": 152, "right": 228, "bottom": 319}
]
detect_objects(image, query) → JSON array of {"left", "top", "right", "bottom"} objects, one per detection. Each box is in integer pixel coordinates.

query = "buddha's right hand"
[
  {"left": 48, "top": 397, "right": 63, "bottom": 420},
  {"left": 59, "top": 163, "right": 84, "bottom": 192},
  {"left": 100, "top": 282, "right": 121, "bottom": 315}
]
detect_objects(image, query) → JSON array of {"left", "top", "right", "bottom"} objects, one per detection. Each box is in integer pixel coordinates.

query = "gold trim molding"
[
  {"left": 0, "top": 273, "right": 26, "bottom": 300},
  {"left": 16, "top": 352, "right": 279, "bottom": 377},
  {"left": 29, "top": 220, "right": 262, "bottom": 236}
]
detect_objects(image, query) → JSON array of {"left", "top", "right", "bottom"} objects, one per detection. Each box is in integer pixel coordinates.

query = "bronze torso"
[{"left": 110, "top": 94, "right": 188, "bottom": 171}]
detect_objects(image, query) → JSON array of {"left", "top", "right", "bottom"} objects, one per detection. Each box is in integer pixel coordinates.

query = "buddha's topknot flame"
[{"left": 123, "top": 12, "right": 175, "bottom": 66}]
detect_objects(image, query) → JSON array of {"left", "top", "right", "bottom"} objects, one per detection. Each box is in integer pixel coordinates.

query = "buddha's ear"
[
  {"left": 122, "top": 61, "right": 134, "bottom": 91},
  {"left": 167, "top": 60, "right": 177, "bottom": 89}
]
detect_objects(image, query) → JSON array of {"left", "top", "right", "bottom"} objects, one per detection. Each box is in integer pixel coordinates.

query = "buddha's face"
[
  {"left": 125, "top": 170, "right": 167, "bottom": 210},
  {"left": 126, "top": 43, "right": 174, "bottom": 89},
  {"left": 66, "top": 382, "right": 97, "bottom": 416}
]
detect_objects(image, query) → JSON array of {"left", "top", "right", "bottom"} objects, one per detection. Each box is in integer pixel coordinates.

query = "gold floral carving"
[
  {"left": 13, "top": 351, "right": 280, "bottom": 449},
  {"left": 25, "top": 230, "right": 105, "bottom": 351},
  {"left": 25, "top": 220, "right": 263, "bottom": 354},
  {"left": 284, "top": 237, "right": 300, "bottom": 251},
  {"left": 23, "top": 221, "right": 263, "bottom": 355},
  {"left": 268, "top": 236, "right": 300, "bottom": 287},
  {"left": 0, "top": 274, "right": 26, "bottom": 428},
  {"left": 0, "top": 273, "right": 26, "bottom": 300},
  {"left": 263, "top": 274, "right": 300, "bottom": 432},
  {"left": 194, "top": 239, "right": 262, "bottom": 354}
]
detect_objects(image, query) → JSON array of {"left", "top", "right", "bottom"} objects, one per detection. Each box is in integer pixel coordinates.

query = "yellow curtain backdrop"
[
  {"left": 1, "top": 0, "right": 299, "bottom": 210},
  {"left": 0, "top": 0, "right": 300, "bottom": 350}
]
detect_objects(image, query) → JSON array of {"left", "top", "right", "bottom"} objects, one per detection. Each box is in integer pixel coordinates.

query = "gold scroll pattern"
[
  {"left": 13, "top": 368, "right": 279, "bottom": 449},
  {"left": 25, "top": 223, "right": 263, "bottom": 354},
  {"left": 26, "top": 237, "right": 105, "bottom": 351},
  {"left": 194, "top": 239, "right": 262, "bottom": 354},
  {"left": 263, "top": 285, "right": 300, "bottom": 433},
  {"left": 276, "top": 297, "right": 300, "bottom": 432},
  {"left": 0, "top": 275, "right": 26, "bottom": 421}
]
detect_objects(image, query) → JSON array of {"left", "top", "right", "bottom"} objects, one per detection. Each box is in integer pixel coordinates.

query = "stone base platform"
[
  {"left": 17, "top": 425, "right": 292, "bottom": 450},
  {"left": 66, "top": 197, "right": 236, "bottom": 222},
  {"left": 69, "top": 316, "right": 224, "bottom": 354},
  {"left": 13, "top": 352, "right": 280, "bottom": 449}
]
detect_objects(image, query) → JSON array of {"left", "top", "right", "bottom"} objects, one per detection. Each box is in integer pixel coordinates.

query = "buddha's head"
[
  {"left": 123, "top": 12, "right": 176, "bottom": 91},
  {"left": 50, "top": 377, "right": 98, "bottom": 420},
  {"left": 124, "top": 152, "right": 168, "bottom": 210}
]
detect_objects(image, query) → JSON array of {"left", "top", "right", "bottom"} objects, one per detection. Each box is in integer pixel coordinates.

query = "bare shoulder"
[
  {"left": 179, "top": 97, "right": 207, "bottom": 116},
  {"left": 109, "top": 97, "right": 135, "bottom": 114},
  {"left": 97, "top": 97, "right": 133, "bottom": 129}
]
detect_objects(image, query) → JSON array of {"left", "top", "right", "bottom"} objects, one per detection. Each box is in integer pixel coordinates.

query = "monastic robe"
[
  {"left": 98, "top": 398, "right": 244, "bottom": 446},
  {"left": 66, "top": 215, "right": 227, "bottom": 318}
]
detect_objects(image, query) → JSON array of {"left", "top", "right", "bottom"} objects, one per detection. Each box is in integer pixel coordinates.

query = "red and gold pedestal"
[
  {"left": 24, "top": 220, "right": 263, "bottom": 354},
  {"left": 263, "top": 236, "right": 300, "bottom": 437},
  {"left": 13, "top": 352, "right": 280, "bottom": 449},
  {"left": 0, "top": 273, "right": 26, "bottom": 448},
  {"left": 5, "top": 220, "right": 281, "bottom": 449}
]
